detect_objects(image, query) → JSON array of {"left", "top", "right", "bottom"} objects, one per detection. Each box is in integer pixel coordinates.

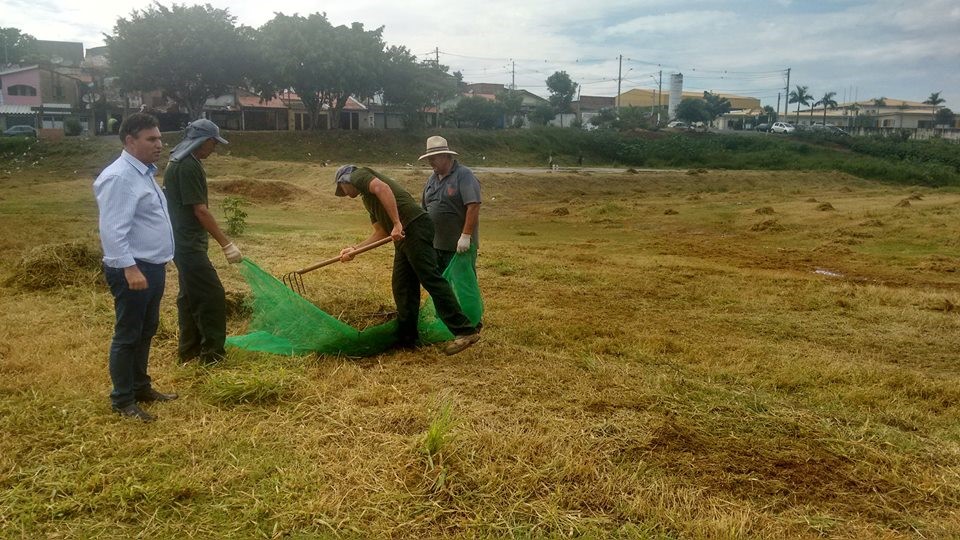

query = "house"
[
  {"left": 618, "top": 88, "right": 760, "bottom": 111},
  {"left": 572, "top": 95, "right": 616, "bottom": 125},
  {"left": 0, "top": 64, "right": 87, "bottom": 130}
]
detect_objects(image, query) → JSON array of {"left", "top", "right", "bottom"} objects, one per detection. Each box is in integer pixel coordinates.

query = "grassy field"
[{"left": 2, "top": 136, "right": 960, "bottom": 538}]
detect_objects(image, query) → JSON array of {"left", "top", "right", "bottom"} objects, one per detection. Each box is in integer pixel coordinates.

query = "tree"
[
  {"left": 703, "top": 91, "right": 731, "bottom": 122},
  {"left": 872, "top": 97, "right": 887, "bottom": 107},
  {"left": 106, "top": 4, "right": 250, "bottom": 120},
  {"left": 322, "top": 22, "right": 386, "bottom": 129},
  {"left": 380, "top": 46, "right": 457, "bottom": 128},
  {"left": 935, "top": 107, "right": 955, "bottom": 127},
  {"left": 923, "top": 91, "right": 945, "bottom": 108},
  {"left": 788, "top": 85, "right": 812, "bottom": 124},
  {"left": 495, "top": 89, "right": 524, "bottom": 128},
  {"left": 0, "top": 27, "right": 38, "bottom": 65},
  {"left": 528, "top": 103, "right": 556, "bottom": 126},
  {"left": 761, "top": 105, "right": 777, "bottom": 123},
  {"left": 675, "top": 98, "right": 710, "bottom": 124},
  {"left": 546, "top": 71, "right": 578, "bottom": 115},
  {"left": 451, "top": 96, "right": 503, "bottom": 129},
  {"left": 255, "top": 14, "right": 387, "bottom": 130},
  {"left": 924, "top": 91, "right": 946, "bottom": 127},
  {"left": 814, "top": 91, "right": 838, "bottom": 125}
]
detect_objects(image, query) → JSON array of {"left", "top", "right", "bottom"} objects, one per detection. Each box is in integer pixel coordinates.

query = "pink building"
[{"left": 0, "top": 66, "right": 43, "bottom": 107}]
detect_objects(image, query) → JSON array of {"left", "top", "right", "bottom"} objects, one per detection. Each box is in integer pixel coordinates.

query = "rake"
[{"left": 282, "top": 237, "right": 394, "bottom": 295}]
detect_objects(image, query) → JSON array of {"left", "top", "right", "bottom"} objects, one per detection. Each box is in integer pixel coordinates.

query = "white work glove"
[
  {"left": 222, "top": 242, "right": 242, "bottom": 264},
  {"left": 456, "top": 233, "right": 472, "bottom": 254}
]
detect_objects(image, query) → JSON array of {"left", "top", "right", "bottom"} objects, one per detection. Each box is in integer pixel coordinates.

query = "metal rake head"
[{"left": 282, "top": 271, "right": 307, "bottom": 296}]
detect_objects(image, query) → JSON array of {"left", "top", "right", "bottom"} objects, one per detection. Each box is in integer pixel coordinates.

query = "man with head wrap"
[{"left": 163, "top": 119, "right": 240, "bottom": 364}]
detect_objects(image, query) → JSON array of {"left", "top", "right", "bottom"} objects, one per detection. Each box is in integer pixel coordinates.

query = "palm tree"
[
  {"left": 872, "top": 97, "right": 887, "bottom": 107},
  {"left": 814, "top": 91, "right": 838, "bottom": 125},
  {"left": 788, "top": 85, "right": 812, "bottom": 124},
  {"left": 923, "top": 91, "right": 946, "bottom": 127}
]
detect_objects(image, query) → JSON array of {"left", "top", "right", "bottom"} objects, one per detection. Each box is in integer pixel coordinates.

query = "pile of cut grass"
[{"left": 6, "top": 241, "right": 102, "bottom": 291}]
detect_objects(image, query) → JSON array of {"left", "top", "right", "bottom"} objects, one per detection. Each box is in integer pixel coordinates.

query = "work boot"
[
  {"left": 443, "top": 333, "right": 481, "bottom": 355},
  {"left": 135, "top": 388, "right": 179, "bottom": 403},
  {"left": 112, "top": 403, "right": 156, "bottom": 422}
]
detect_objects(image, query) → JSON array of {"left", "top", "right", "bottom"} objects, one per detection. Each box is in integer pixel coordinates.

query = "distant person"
[
  {"left": 417, "top": 135, "right": 481, "bottom": 274},
  {"left": 334, "top": 164, "right": 481, "bottom": 354},
  {"left": 163, "top": 119, "right": 240, "bottom": 365},
  {"left": 548, "top": 153, "right": 554, "bottom": 171},
  {"left": 93, "top": 112, "right": 177, "bottom": 422}
]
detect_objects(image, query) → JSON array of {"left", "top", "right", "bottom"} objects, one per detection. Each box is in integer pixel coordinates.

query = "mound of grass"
[
  {"left": 201, "top": 365, "right": 302, "bottom": 405},
  {"left": 7, "top": 241, "right": 102, "bottom": 291}
]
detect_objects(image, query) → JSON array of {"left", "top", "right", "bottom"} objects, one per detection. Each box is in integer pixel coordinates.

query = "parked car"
[
  {"left": 770, "top": 122, "right": 795, "bottom": 134},
  {"left": 667, "top": 120, "right": 690, "bottom": 129},
  {"left": 755, "top": 123, "right": 770, "bottom": 132},
  {"left": 2, "top": 125, "right": 37, "bottom": 137}
]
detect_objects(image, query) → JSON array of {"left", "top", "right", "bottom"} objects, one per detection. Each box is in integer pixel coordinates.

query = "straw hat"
[{"left": 418, "top": 135, "right": 459, "bottom": 160}]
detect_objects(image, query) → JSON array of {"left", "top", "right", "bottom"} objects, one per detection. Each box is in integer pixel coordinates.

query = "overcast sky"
[{"left": 2, "top": 0, "right": 957, "bottom": 109}]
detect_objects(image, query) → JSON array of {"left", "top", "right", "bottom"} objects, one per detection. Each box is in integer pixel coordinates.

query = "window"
[{"left": 8, "top": 84, "right": 38, "bottom": 97}]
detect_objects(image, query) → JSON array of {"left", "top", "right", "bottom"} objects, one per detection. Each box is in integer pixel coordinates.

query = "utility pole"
[
  {"left": 657, "top": 69, "right": 663, "bottom": 126},
  {"left": 435, "top": 47, "right": 440, "bottom": 128},
  {"left": 784, "top": 67, "right": 791, "bottom": 118},
  {"left": 616, "top": 54, "right": 622, "bottom": 110},
  {"left": 776, "top": 92, "right": 781, "bottom": 121},
  {"left": 511, "top": 60, "right": 515, "bottom": 90}
]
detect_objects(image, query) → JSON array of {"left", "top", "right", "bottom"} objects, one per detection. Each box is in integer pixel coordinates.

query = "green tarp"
[{"left": 225, "top": 250, "right": 483, "bottom": 356}]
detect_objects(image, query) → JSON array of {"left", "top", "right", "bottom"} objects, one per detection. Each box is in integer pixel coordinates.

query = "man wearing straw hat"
[
  {"left": 334, "top": 165, "right": 481, "bottom": 355},
  {"left": 163, "top": 119, "right": 241, "bottom": 365},
  {"left": 417, "top": 135, "right": 481, "bottom": 274}
]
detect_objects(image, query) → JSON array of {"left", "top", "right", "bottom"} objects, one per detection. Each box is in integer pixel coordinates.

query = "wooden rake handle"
[{"left": 292, "top": 236, "right": 394, "bottom": 276}]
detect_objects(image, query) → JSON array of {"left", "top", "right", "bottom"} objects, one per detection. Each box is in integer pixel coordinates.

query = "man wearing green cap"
[
  {"left": 334, "top": 164, "right": 480, "bottom": 355},
  {"left": 163, "top": 119, "right": 241, "bottom": 364}
]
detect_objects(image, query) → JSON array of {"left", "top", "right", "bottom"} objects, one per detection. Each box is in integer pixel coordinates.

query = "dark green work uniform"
[
  {"left": 350, "top": 167, "right": 477, "bottom": 346},
  {"left": 163, "top": 155, "right": 226, "bottom": 363}
]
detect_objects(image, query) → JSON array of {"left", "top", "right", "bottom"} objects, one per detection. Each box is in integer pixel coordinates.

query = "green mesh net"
[{"left": 225, "top": 249, "right": 483, "bottom": 356}]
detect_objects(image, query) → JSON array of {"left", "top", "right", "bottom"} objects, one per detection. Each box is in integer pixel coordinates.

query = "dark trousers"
[
  {"left": 104, "top": 261, "right": 166, "bottom": 408},
  {"left": 174, "top": 251, "right": 226, "bottom": 363},
  {"left": 394, "top": 217, "right": 476, "bottom": 345}
]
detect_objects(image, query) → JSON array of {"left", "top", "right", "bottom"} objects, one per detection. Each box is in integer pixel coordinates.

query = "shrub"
[{"left": 63, "top": 116, "right": 82, "bottom": 136}]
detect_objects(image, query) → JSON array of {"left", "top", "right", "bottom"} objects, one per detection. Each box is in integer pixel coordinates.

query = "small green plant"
[
  {"left": 421, "top": 397, "right": 456, "bottom": 469},
  {"left": 63, "top": 116, "right": 82, "bottom": 136},
  {"left": 221, "top": 196, "right": 249, "bottom": 236}
]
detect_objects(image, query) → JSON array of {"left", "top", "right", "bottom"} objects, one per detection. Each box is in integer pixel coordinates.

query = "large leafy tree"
[
  {"left": 452, "top": 96, "right": 504, "bottom": 129},
  {"left": 255, "top": 14, "right": 387, "bottom": 130},
  {"left": 675, "top": 98, "right": 710, "bottom": 124},
  {"left": 0, "top": 27, "right": 38, "bottom": 65},
  {"left": 703, "top": 91, "right": 731, "bottom": 122},
  {"left": 106, "top": 4, "right": 250, "bottom": 120},
  {"left": 322, "top": 22, "right": 386, "bottom": 129},
  {"left": 814, "top": 91, "right": 838, "bottom": 125},
  {"left": 380, "top": 46, "right": 457, "bottom": 129},
  {"left": 253, "top": 13, "right": 333, "bottom": 130},
  {"left": 788, "top": 85, "right": 812, "bottom": 124},
  {"left": 546, "top": 71, "right": 578, "bottom": 114}
]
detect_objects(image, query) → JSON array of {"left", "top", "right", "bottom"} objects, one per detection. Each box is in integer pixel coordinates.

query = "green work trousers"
[
  {"left": 174, "top": 251, "right": 226, "bottom": 363},
  {"left": 393, "top": 217, "right": 476, "bottom": 345}
]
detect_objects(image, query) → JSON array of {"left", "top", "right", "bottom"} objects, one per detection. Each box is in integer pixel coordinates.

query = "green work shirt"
[
  {"left": 350, "top": 167, "right": 426, "bottom": 230},
  {"left": 163, "top": 155, "right": 209, "bottom": 254}
]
